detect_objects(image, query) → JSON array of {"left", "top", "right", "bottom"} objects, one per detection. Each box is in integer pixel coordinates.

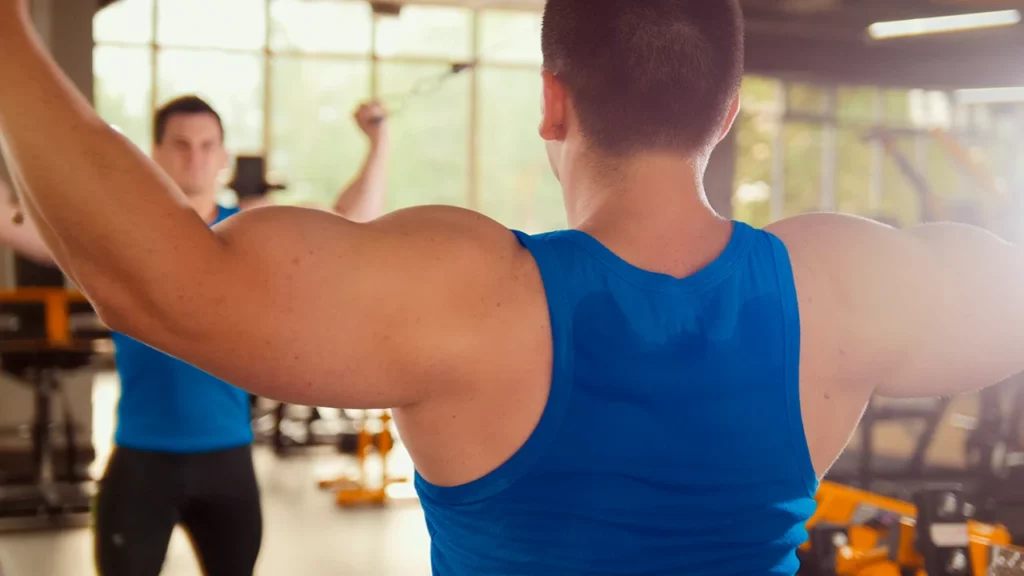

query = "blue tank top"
[
  {"left": 415, "top": 221, "right": 818, "bottom": 575},
  {"left": 113, "top": 205, "right": 253, "bottom": 454}
]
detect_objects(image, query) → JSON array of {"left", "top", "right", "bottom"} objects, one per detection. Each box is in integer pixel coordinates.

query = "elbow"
[
  {"left": 81, "top": 271, "right": 166, "bottom": 343},
  {"left": 90, "top": 290, "right": 146, "bottom": 339},
  {"left": 92, "top": 291, "right": 183, "bottom": 351}
]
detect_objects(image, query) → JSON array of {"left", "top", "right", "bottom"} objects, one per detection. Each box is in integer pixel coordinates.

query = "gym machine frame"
[
  {"left": 0, "top": 288, "right": 110, "bottom": 532},
  {"left": 318, "top": 411, "right": 407, "bottom": 507},
  {"left": 799, "top": 481, "right": 1024, "bottom": 575}
]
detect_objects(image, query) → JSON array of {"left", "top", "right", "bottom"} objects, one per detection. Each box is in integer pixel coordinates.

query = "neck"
[
  {"left": 560, "top": 152, "right": 734, "bottom": 279},
  {"left": 188, "top": 194, "right": 219, "bottom": 224},
  {"left": 562, "top": 152, "right": 722, "bottom": 236}
]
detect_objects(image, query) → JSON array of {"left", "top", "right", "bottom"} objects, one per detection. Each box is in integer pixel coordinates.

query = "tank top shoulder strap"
[{"left": 215, "top": 204, "right": 241, "bottom": 223}]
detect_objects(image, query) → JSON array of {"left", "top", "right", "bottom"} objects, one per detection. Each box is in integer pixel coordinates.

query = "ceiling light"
[
  {"left": 955, "top": 87, "right": 1024, "bottom": 104},
  {"left": 867, "top": 10, "right": 1020, "bottom": 40}
]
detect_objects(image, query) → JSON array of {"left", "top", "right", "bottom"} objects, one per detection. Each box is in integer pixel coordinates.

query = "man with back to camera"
[
  {"left": 0, "top": 94, "right": 389, "bottom": 576},
  {"left": 4, "top": 1, "right": 1024, "bottom": 574}
]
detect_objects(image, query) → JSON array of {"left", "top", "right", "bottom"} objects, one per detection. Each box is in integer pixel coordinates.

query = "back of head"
[{"left": 541, "top": 0, "right": 744, "bottom": 156}]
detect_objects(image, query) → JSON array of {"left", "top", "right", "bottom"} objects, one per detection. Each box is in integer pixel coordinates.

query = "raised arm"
[
  {"left": 768, "top": 212, "right": 1024, "bottom": 400},
  {"left": 333, "top": 102, "right": 389, "bottom": 222},
  {"left": 0, "top": 5, "right": 545, "bottom": 408}
]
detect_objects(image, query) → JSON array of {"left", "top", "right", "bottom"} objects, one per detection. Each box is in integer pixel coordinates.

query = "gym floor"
[{"left": 0, "top": 374, "right": 433, "bottom": 576}]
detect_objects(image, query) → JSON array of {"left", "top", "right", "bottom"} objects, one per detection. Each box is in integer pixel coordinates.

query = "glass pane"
[
  {"left": 268, "top": 58, "right": 371, "bottom": 207},
  {"left": 835, "top": 128, "right": 873, "bottom": 216},
  {"left": 783, "top": 122, "right": 823, "bottom": 216},
  {"left": 478, "top": 10, "right": 542, "bottom": 66},
  {"left": 740, "top": 75, "right": 782, "bottom": 117},
  {"left": 94, "top": 0, "right": 153, "bottom": 44},
  {"left": 909, "top": 90, "right": 952, "bottom": 130},
  {"left": 375, "top": 5, "right": 472, "bottom": 61},
  {"left": 156, "top": 0, "right": 266, "bottom": 50},
  {"left": 156, "top": 50, "right": 265, "bottom": 154},
  {"left": 879, "top": 136, "right": 922, "bottom": 226},
  {"left": 478, "top": 68, "right": 564, "bottom": 233},
  {"left": 883, "top": 90, "right": 910, "bottom": 124},
  {"left": 94, "top": 46, "right": 154, "bottom": 151},
  {"left": 837, "top": 86, "right": 877, "bottom": 124},
  {"left": 732, "top": 111, "right": 776, "bottom": 228},
  {"left": 269, "top": 0, "right": 372, "bottom": 55},
  {"left": 786, "top": 83, "right": 827, "bottom": 116},
  {"left": 379, "top": 63, "right": 470, "bottom": 210},
  {"left": 927, "top": 138, "right": 961, "bottom": 200}
]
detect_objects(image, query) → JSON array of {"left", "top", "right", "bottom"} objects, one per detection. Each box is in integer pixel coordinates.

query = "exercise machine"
[
  {"left": 318, "top": 410, "right": 407, "bottom": 507},
  {"left": 0, "top": 288, "right": 110, "bottom": 531},
  {"left": 252, "top": 402, "right": 358, "bottom": 456},
  {"left": 799, "top": 481, "right": 1024, "bottom": 575}
]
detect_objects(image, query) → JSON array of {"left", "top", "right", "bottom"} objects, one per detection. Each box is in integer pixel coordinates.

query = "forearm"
[
  {"left": 333, "top": 142, "right": 388, "bottom": 222},
  {"left": 0, "top": 18, "right": 221, "bottom": 304}
]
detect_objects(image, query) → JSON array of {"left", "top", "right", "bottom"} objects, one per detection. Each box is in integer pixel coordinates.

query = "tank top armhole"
[
  {"left": 413, "top": 230, "right": 575, "bottom": 506},
  {"left": 766, "top": 232, "right": 819, "bottom": 497}
]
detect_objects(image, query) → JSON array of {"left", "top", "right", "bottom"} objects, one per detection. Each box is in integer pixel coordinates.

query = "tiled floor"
[{"left": 0, "top": 374, "right": 433, "bottom": 576}]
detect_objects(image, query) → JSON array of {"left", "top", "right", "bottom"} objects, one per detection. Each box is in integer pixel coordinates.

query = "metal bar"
[
  {"left": 789, "top": 111, "right": 990, "bottom": 140},
  {"left": 881, "top": 136, "right": 932, "bottom": 215},
  {"left": 820, "top": 86, "right": 837, "bottom": 212},
  {"left": 905, "top": 398, "right": 951, "bottom": 474},
  {"left": 95, "top": 40, "right": 541, "bottom": 71},
  {"left": 467, "top": 9, "right": 480, "bottom": 210},
  {"left": 869, "top": 87, "right": 884, "bottom": 211},
  {"left": 769, "top": 82, "right": 786, "bottom": 221},
  {"left": 262, "top": 0, "right": 272, "bottom": 157},
  {"left": 930, "top": 128, "right": 1004, "bottom": 201},
  {"left": 370, "top": 10, "right": 379, "bottom": 98},
  {"left": 859, "top": 403, "right": 875, "bottom": 490},
  {"left": 914, "top": 131, "right": 929, "bottom": 221},
  {"left": 149, "top": 0, "right": 159, "bottom": 115}
]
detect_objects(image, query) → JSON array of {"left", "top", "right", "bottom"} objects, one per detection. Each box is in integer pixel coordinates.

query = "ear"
[
  {"left": 539, "top": 70, "right": 569, "bottom": 142},
  {"left": 716, "top": 92, "right": 741, "bottom": 144}
]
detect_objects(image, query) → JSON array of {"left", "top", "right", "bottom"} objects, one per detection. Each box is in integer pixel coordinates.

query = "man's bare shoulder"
[
  {"left": 218, "top": 203, "right": 531, "bottom": 270},
  {"left": 765, "top": 212, "right": 899, "bottom": 255}
]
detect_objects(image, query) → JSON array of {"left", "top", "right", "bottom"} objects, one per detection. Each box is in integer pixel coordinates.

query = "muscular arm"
[
  {"left": 769, "top": 213, "right": 1024, "bottom": 399},
  {"left": 333, "top": 103, "right": 388, "bottom": 222},
  {"left": 0, "top": 13, "right": 538, "bottom": 408}
]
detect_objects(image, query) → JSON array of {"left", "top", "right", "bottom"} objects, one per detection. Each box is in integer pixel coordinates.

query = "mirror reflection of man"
[{"left": 0, "top": 95, "right": 389, "bottom": 576}]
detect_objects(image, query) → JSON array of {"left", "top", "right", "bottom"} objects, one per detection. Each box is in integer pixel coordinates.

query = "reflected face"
[{"left": 152, "top": 113, "right": 227, "bottom": 199}]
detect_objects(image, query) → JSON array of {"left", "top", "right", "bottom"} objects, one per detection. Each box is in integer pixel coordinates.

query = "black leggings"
[{"left": 94, "top": 445, "right": 262, "bottom": 576}]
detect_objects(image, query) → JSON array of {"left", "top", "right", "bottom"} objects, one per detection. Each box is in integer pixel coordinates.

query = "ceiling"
[
  {"left": 397, "top": 0, "right": 1024, "bottom": 88},
  {"left": 95, "top": 0, "right": 1024, "bottom": 88},
  {"left": 739, "top": 0, "right": 1024, "bottom": 88}
]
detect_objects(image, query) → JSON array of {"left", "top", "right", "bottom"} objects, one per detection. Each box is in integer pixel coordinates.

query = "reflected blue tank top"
[
  {"left": 415, "top": 221, "right": 818, "bottom": 575},
  {"left": 113, "top": 205, "right": 253, "bottom": 454}
]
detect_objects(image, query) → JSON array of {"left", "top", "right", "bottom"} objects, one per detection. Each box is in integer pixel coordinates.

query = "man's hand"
[
  {"left": 353, "top": 101, "right": 388, "bottom": 148},
  {"left": 333, "top": 101, "right": 390, "bottom": 222}
]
